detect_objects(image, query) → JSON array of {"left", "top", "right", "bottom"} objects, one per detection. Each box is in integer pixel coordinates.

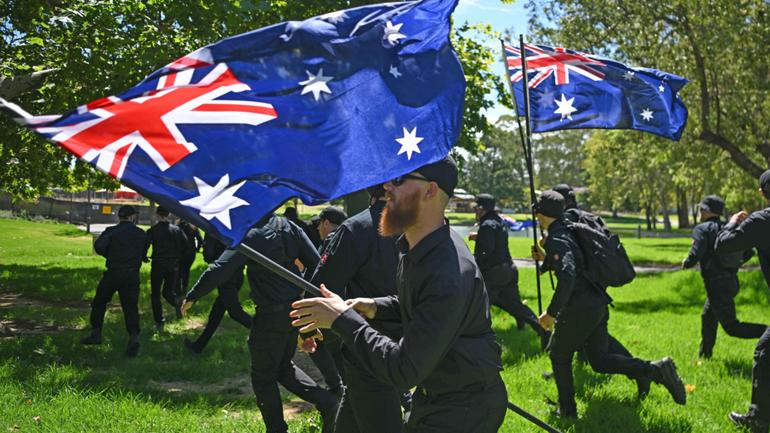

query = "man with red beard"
[{"left": 290, "top": 156, "right": 507, "bottom": 433}]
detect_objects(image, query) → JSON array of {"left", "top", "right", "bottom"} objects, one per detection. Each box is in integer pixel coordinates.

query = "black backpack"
[
  {"left": 714, "top": 221, "right": 747, "bottom": 270},
  {"left": 566, "top": 220, "right": 636, "bottom": 288}
]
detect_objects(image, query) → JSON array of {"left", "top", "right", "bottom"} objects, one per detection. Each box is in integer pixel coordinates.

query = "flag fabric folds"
[
  {"left": 2, "top": 0, "right": 465, "bottom": 246},
  {"left": 504, "top": 43, "right": 688, "bottom": 140}
]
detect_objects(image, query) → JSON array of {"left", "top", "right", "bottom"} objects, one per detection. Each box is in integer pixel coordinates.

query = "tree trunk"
[
  {"left": 645, "top": 205, "right": 652, "bottom": 231},
  {"left": 660, "top": 191, "right": 672, "bottom": 232},
  {"left": 677, "top": 188, "right": 690, "bottom": 229},
  {"left": 612, "top": 208, "right": 618, "bottom": 218}
]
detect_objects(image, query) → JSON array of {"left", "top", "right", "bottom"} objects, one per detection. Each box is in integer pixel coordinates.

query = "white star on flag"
[
  {"left": 299, "top": 68, "right": 333, "bottom": 101},
  {"left": 180, "top": 174, "right": 249, "bottom": 230},
  {"left": 396, "top": 127, "right": 423, "bottom": 160},
  {"left": 389, "top": 65, "right": 402, "bottom": 78},
  {"left": 320, "top": 10, "right": 348, "bottom": 24},
  {"left": 383, "top": 21, "right": 406, "bottom": 45},
  {"left": 658, "top": 84, "right": 665, "bottom": 93},
  {"left": 640, "top": 108, "right": 654, "bottom": 121},
  {"left": 622, "top": 71, "right": 635, "bottom": 81},
  {"left": 554, "top": 94, "right": 578, "bottom": 121}
]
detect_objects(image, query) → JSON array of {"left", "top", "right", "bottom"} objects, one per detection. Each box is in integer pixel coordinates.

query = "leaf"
[{"left": 27, "top": 37, "right": 44, "bottom": 47}]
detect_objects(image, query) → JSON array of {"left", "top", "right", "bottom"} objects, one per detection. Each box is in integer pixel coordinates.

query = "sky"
[{"left": 453, "top": 0, "right": 531, "bottom": 122}]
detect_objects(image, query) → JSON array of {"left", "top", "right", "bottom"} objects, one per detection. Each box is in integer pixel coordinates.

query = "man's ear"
[{"left": 425, "top": 182, "right": 439, "bottom": 199}]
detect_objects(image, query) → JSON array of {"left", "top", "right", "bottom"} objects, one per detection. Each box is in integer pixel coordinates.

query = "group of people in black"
[{"left": 80, "top": 158, "right": 770, "bottom": 433}]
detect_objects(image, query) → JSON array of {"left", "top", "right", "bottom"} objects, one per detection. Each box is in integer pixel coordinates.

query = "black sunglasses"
[{"left": 391, "top": 173, "right": 430, "bottom": 186}]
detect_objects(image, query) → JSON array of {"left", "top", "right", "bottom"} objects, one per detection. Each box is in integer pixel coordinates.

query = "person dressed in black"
[
  {"left": 531, "top": 191, "right": 686, "bottom": 419},
  {"left": 714, "top": 170, "right": 770, "bottom": 433},
  {"left": 308, "top": 215, "right": 323, "bottom": 248},
  {"left": 291, "top": 157, "right": 507, "bottom": 433},
  {"left": 317, "top": 206, "right": 347, "bottom": 251},
  {"left": 682, "top": 195, "right": 766, "bottom": 359},
  {"left": 182, "top": 232, "right": 251, "bottom": 354},
  {"left": 177, "top": 219, "right": 203, "bottom": 295},
  {"left": 284, "top": 206, "right": 320, "bottom": 248},
  {"left": 181, "top": 214, "right": 337, "bottom": 433},
  {"left": 305, "top": 185, "right": 405, "bottom": 433},
  {"left": 144, "top": 206, "right": 187, "bottom": 331},
  {"left": 470, "top": 193, "right": 549, "bottom": 348},
  {"left": 81, "top": 205, "right": 146, "bottom": 358}
]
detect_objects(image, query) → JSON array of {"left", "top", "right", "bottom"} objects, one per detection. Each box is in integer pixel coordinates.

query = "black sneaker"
[
  {"left": 550, "top": 406, "right": 577, "bottom": 420},
  {"left": 636, "top": 376, "right": 651, "bottom": 400},
  {"left": 651, "top": 357, "right": 686, "bottom": 405},
  {"left": 81, "top": 333, "right": 102, "bottom": 345},
  {"left": 729, "top": 412, "right": 770, "bottom": 433},
  {"left": 126, "top": 341, "right": 140, "bottom": 358},
  {"left": 183, "top": 338, "right": 202, "bottom": 354}
]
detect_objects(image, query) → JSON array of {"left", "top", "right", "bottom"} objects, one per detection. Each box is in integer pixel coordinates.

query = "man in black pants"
[
  {"left": 181, "top": 214, "right": 337, "bottom": 433},
  {"left": 292, "top": 157, "right": 508, "bottom": 433},
  {"left": 471, "top": 193, "right": 549, "bottom": 349},
  {"left": 682, "top": 195, "right": 766, "bottom": 358},
  {"left": 144, "top": 206, "right": 187, "bottom": 331},
  {"left": 531, "top": 191, "right": 686, "bottom": 419},
  {"left": 714, "top": 169, "right": 770, "bottom": 433},
  {"left": 82, "top": 205, "right": 146, "bottom": 357},
  {"left": 177, "top": 219, "right": 203, "bottom": 295},
  {"left": 306, "top": 184, "right": 404, "bottom": 433},
  {"left": 182, "top": 232, "right": 251, "bottom": 354}
]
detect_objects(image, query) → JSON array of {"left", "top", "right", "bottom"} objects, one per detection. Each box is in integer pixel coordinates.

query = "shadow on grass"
[{"left": 563, "top": 394, "right": 693, "bottom": 433}]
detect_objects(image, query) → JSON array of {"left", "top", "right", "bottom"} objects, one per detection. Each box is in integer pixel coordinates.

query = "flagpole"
[{"left": 235, "top": 243, "right": 322, "bottom": 297}]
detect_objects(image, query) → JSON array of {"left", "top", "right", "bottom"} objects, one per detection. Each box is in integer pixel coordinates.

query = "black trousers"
[
  {"left": 89, "top": 269, "right": 140, "bottom": 336},
  {"left": 749, "top": 326, "right": 770, "bottom": 423},
  {"left": 487, "top": 266, "right": 542, "bottom": 336},
  {"left": 308, "top": 333, "right": 343, "bottom": 392},
  {"left": 178, "top": 252, "right": 196, "bottom": 294},
  {"left": 191, "top": 267, "right": 250, "bottom": 350},
  {"left": 249, "top": 308, "right": 336, "bottom": 433},
  {"left": 549, "top": 304, "right": 651, "bottom": 412},
  {"left": 406, "top": 377, "right": 507, "bottom": 433},
  {"left": 700, "top": 275, "right": 768, "bottom": 356},
  {"left": 335, "top": 352, "right": 404, "bottom": 433},
  {"left": 150, "top": 259, "right": 179, "bottom": 324}
]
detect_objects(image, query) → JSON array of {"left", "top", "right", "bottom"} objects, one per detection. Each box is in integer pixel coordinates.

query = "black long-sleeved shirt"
[
  {"left": 473, "top": 211, "right": 512, "bottom": 273},
  {"left": 331, "top": 224, "right": 502, "bottom": 393},
  {"left": 179, "top": 221, "right": 203, "bottom": 256},
  {"left": 684, "top": 217, "right": 753, "bottom": 279},
  {"left": 94, "top": 221, "right": 147, "bottom": 272},
  {"left": 311, "top": 200, "right": 400, "bottom": 337},
  {"left": 543, "top": 218, "right": 608, "bottom": 317},
  {"left": 715, "top": 207, "right": 770, "bottom": 284},
  {"left": 186, "top": 215, "right": 319, "bottom": 306},
  {"left": 144, "top": 221, "right": 187, "bottom": 262}
]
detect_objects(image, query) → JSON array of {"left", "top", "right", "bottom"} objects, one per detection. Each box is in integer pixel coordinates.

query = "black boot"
[
  {"left": 81, "top": 329, "right": 102, "bottom": 345},
  {"left": 729, "top": 412, "right": 769, "bottom": 433},
  {"left": 649, "top": 357, "right": 686, "bottom": 405},
  {"left": 126, "top": 334, "right": 140, "bottom": 358},
  {"left": 550, "top": 404, "right": 577, "bottom": 420},
  {"left": 183, "top": 337, "right": 202, "bottom": 354}
]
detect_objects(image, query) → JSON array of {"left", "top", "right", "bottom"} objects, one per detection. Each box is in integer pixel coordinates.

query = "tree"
[
  {"left": 0, "top": 1, "right": 507, "bottom": 199},
  {"left": 532, "top": 130, "right": 587, "bottom": 190},
  {"left": 527, "top": 0, "right": 770, "bottom": 179}
]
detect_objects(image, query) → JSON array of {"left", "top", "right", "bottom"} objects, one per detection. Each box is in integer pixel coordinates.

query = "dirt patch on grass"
[
  {"left": 0, "top": 318, "right": 79, "bottom": 337},
  {"left": 0, "top": 292, "right": 89, "bottom": 309}
]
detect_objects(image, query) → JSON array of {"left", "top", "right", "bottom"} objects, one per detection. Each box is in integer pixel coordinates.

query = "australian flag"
[
  {"left": 1, "top": 0, "right": 465, "bottom": 246},
  {"left": 504, "top": 42, "right": 688, "bottom": 140}
]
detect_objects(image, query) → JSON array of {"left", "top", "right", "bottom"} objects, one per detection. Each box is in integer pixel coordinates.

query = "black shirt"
[
  {"left": 715, "top": 207, "right": 770, "bottom": 284},
  {"left": 186, "top": 215, "right": 319, "bottom": 306},
  {"left": 311, "top": 200, "right": 400, "bottom": 336},
  {"left": 473, "top": 211, "right": 512, "bottom": 272},
  {"left": 94, "top": 221, "right": 147, "bottom": 272},
  {"left": 178, "top": 221, "right": 203, "bottom": 256},
  {"left": 331, "top": 224, "right": 502, "bottom": 393},
  {"left": 544, "top": 218, "right": 609, "bottom": 317},
  {"left": 144, "top": 221, "right": 187, "bottom": 262},
  {"left": 684, "top": 217, "right": 753, "bottom": 279}
]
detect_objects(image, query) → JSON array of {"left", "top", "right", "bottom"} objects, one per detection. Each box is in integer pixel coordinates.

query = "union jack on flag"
[
  {"left": 1, "top": 0, "right": 465, "bottom": 246},
  {"left": 502, "top": 41, "right": 689, "bottom": 141}
]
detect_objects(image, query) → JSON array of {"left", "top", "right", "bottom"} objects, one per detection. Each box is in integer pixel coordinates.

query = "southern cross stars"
[
  {"left": 320, "top": 10, "right": 348, "bottom": 24},
  {"left": 396, "top": 127, "right": 423, "bottom": 160},
  {"left": 383, "top": 20, "right": 406, "bottom": 45},
  {"left": 180, "top": 174, "right": 249, "bottom": 230},
  {"left": 389, "top": 65, "right": 402, "bottom": 78},
  {"left": 299, "top": 68, "right": 333, "bottom": 101},
  {"left": 640, "top": 108, "right": 654, "bottom": 121},
  {"left": 554, "top": 94, "right": 578, "bottom": 121},
  {"left": 623, "top": 70, "right": 635, "bottom": 81}
]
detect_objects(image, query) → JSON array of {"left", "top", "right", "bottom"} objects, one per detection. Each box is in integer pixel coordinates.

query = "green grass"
[{"left": 1, "top": 218, "right": 768, "bottom": 432}]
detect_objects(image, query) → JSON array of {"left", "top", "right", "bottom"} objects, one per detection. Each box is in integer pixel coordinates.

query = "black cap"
[
  {"left": 414, "top": 155, "right": 458, "bottom": 198},
  {"left": 118, "top": 205, "right": 138, "bottom": 218},
  {"left": 156, "top": 206, "right": 170, "bottom": 217},
  {"left": 699, "top": 195, "right": 725, "bottom": 215},
  {"left": 474, "top": 193, "right": 495, "bottom": 211},
  {"left": 310, "top": 215, "right": 321, "bottom": 226},
  {"left": 319, "top": 206, "right": 347, "bottom": 225},
  {"left": 760, "top": 170, "right": 770, "bottom": 193},
  {"left": 283, "top": 206, "right": 298, "bottom": 219},
  {"left": 552, "top": 183, "right": 576, "bottom": 206},
  {"left": 534, "top": 190, "right": 565, "bottom": 218}
]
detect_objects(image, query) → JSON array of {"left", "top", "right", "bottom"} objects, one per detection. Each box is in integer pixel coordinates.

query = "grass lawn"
[{"left": 1, "top": 218, "right": 768, "bottom": 432}]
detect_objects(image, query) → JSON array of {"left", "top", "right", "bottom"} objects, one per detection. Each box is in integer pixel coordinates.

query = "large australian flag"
[
  {"left": 1, "top": 0, "right": 465, "bottom": 246},
  {"left": 504, "top": 42, "right": 688, "bottom": 140}
]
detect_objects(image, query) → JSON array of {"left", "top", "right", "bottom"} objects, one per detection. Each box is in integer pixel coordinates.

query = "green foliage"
[{"left": 0, "top": 1, "right": 505, "bottom": 200}]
